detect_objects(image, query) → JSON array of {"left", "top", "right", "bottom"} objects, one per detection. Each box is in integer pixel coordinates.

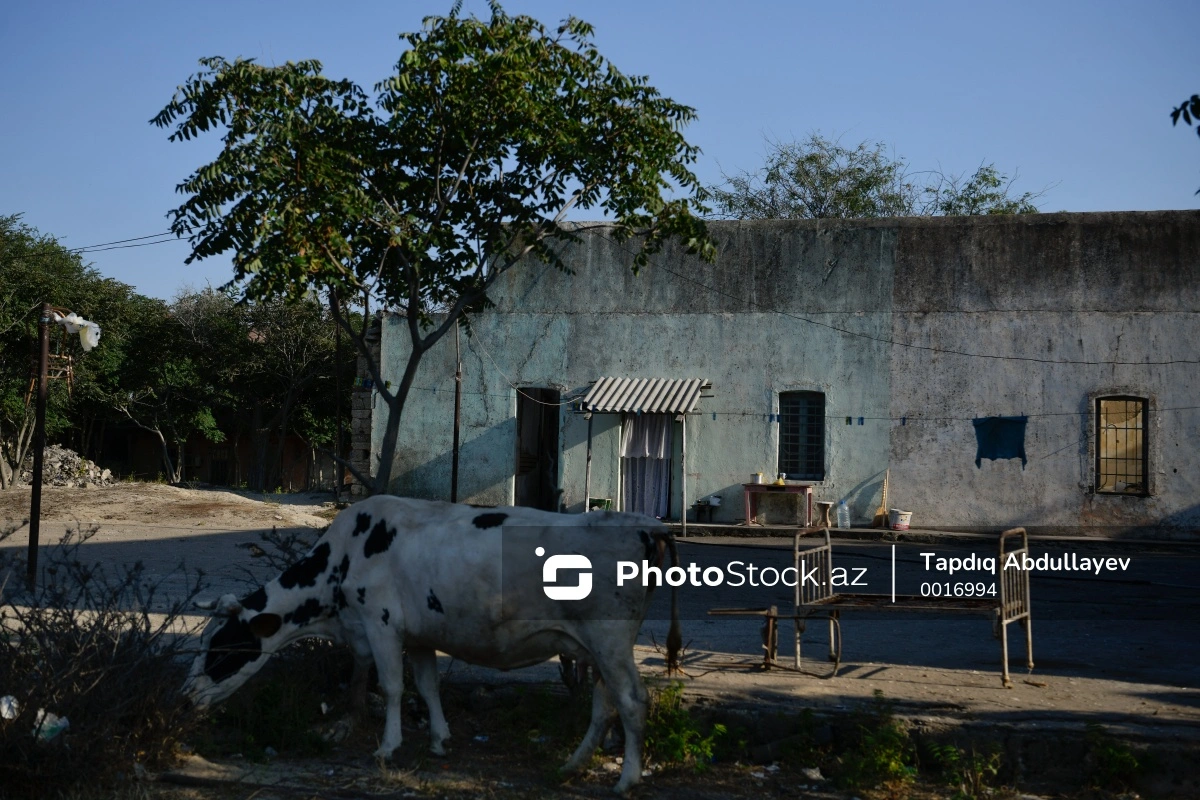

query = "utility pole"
[
  {"left": 26, "top": 303, "right": 50, "bottom": 591},
  {"left": 451, "top": 319, "right": 462, "bottom": 503},
  {"left": 25, "top": 305, "right": 101, "bottom": 591}
]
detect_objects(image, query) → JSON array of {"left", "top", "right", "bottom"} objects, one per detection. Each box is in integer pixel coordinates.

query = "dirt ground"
[
  {"left": 0, "top": 481, "right": 335, "bottom": 531},
  {"left": 1, "top": 483, "right": 1195, "bottom": 799}
]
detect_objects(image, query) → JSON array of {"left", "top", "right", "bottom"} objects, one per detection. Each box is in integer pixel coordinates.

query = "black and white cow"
[{"left": 185, "top": 495, "right": 680, "bottom": 794}]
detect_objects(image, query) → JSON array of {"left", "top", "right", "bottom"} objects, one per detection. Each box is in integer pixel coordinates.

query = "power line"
[
  {"left": 700, "top": 406, "right": 1200, "bottom": 421},
  {"left": 464, "top": 329, "right": 584, "bottom": 407},
  {"left": 67, "top": 231, "right": 177, "bottom": 251},
  {"left": 72, "top": 236, "right": 182, "bottom": 254},
  {"left": 3, "top": 231, "right": 182, "bottom": 265}
]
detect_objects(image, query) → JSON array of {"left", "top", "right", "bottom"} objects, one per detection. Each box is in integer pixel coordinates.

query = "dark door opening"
[{"left": 515, "top": 388, "right": 560, "bottom": 510}]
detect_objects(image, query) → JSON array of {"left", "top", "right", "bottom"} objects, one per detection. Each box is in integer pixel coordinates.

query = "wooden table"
[{"left": 742, "top": 482, "right": 814, "bottom": 526}]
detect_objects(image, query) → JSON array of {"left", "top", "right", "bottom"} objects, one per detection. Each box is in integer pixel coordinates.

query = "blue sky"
[{"left": 2, "top": 0, "right": 1196, "bottom": 301}]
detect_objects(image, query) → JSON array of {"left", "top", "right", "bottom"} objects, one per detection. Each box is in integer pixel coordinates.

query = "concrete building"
[{"left": 365, "top": 211, "right": 1200, "bottom": 536}]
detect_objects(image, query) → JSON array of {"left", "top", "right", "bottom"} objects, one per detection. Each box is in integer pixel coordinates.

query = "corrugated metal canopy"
[{"left": 580, "top": 377, "right": 710, "bottom": 415}]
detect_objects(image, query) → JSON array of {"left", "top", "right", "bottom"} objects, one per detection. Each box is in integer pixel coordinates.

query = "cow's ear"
[
  {"left": 248, "top": 613, "right": 283, "bottom": 639},
  {"left": 215, "top": 593, "right": 243, "bottom": 617}
]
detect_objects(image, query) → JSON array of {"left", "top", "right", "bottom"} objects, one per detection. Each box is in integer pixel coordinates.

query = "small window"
[
  {"left": 1095, "top": 397, "right": 1148, "bottom": 495},
  {"left": 779, "top": 391, "right": 825, "bottom": 481}
]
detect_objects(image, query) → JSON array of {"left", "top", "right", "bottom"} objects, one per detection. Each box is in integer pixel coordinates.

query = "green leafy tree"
[
  {"left": 711, "top": 133, "right": 1041, "bottom": 220},
  {"left": 64, "top": 278, "right": 173, "bottom": 466},
  {"left": 200, "top": 291, "right": 342, "bottom": 491},
  {"left": 922, "top": 164, "right": 1039, "bottom": 216},
  {"left": 0, "top": 216, "right": 117, "bottom": 488},
  {"left": 105, "top": 296, "right": 227, "bottom": 483},
  {"left": 711, "top": 134, "right": 918, "bottom": 219},
  {"left": 153, "top": 2, "right": 714, "bottom": 495}
]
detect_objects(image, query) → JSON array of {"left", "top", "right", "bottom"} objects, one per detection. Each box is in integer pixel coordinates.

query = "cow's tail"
[{"left": 664, "top": 534, "right": 682, "bottom": 675}]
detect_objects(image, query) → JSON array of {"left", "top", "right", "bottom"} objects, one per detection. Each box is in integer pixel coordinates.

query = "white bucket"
[
  {"left": 889, "top": 509, "right": 912, "bottom": 531},
  {"left": 708, "top": 495, "right": 722, "bottom": 506}
]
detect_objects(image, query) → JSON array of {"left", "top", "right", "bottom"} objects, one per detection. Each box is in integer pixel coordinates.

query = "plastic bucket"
[{"left": 889, "top": 509, "right": 912, "bottom": 531}]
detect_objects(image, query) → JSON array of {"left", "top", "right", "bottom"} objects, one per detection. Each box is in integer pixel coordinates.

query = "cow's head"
[
  {"left": 184, "top": 588, "right": 295, "bottom": 708},
  {"left": 185, "top": 539, "right": 345, "bottom": 707}
]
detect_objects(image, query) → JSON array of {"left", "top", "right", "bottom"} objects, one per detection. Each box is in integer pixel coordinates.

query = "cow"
[{"left": 184, "top": 495, "right": 681, "bottom": 795}]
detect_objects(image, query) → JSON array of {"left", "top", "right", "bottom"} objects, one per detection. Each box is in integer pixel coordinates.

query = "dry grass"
[{"left": 0, "top": 520, "right": 204, "bottom": 799}]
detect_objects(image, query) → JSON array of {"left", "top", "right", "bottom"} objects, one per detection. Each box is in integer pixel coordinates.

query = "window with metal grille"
[
  {"left": 1095, "top": 396, "right": 1148, "bottom": 495},
  {"left": 778, "top": 391, "right": 825, "bottom": 481}
]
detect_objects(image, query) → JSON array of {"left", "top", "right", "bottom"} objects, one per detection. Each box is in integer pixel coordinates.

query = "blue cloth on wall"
[{"left": 972, "top": 416, "right": 1028, "bottom": 469}]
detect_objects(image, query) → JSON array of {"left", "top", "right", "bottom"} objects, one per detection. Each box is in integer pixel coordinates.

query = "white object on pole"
[
  {"left": 0, "top": 695, "right": 18, "bottom": 720},
  {"left": 51, "top": 311, "right": 102, "bottom": 352}
]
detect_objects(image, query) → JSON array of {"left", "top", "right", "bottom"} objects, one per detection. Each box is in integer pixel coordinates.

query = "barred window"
[
  {"left": 1096, "top": 396, "right": 1148, "bottom": 495},
  {"left": 778, "top": 391, "right": 825, "bottom": 481}
]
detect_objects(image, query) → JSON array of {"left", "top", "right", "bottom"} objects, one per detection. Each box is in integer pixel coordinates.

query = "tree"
[
  {"left": 173, "top": 289, "right": 343, "bottom": 491},
  {"left": 710, "top": 133, "right": 1042, "bottom": 220},
  {"left": 105, "top": 295, "right": 227, "bottom": 484},
  {"left": 922, "top": 164, "right": 1039, "bottom": 216},
  {"left": 153, "top": 2, "right": 714, "bottom": 495},
  {"left": 1171, "top": 94, "right": 1200, "bottom": 193},
  {"left": 0, "top": 216, "right": 122, "bottom": 489},
  {"left": 710, "top": 134, "right": 917, "bottom": 219}
]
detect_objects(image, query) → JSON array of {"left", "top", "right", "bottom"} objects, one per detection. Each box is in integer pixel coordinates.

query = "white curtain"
[{"left": 621, "top": 415, "right": 673, "bottom": 518}]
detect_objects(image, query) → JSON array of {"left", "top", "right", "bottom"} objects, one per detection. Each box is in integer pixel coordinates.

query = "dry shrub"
[{"left": 0, "top": 519, "right": 203, "bottom": 798}]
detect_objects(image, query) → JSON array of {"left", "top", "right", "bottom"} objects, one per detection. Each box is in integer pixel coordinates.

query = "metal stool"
[{"left": 815, "top": 501, "right": 835, "bottom": 528}]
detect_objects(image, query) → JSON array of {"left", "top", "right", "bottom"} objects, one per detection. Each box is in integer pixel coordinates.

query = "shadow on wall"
[
  {"left": 391, "top": 419, "right": 517, "bottom": 506},
  {"left": 840, "top": 470, "right": 886, "bottom": 525}
]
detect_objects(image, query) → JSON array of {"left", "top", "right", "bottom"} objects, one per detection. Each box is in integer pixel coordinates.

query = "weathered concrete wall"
[
  {"left": 888, "top": 212, "right": 1200, "bottom": 533},
  {"left": 373, "top": 211, "right": 1200, "bottom": 533},
  {"left": 377, "top": 221, "right": 895, "bottom": 522}
]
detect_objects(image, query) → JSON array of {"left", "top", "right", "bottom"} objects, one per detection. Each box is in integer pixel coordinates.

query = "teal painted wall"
[{"left": 376, "top": 219, "right": 894, "bottom": 522}]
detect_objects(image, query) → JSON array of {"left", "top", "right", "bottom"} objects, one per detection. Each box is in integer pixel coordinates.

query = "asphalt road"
[
  {"left": 3, "top": 523, "right": 1198, "bottom": 690},
  {"left": 638, "top": 535, "right": 1200, "bottom": 689}
]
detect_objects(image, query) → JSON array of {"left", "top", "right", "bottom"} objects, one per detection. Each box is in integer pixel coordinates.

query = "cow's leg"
[
  {"left": 365, "top": 625, "right": 405, "bottom": 759},
  {"left": 562, "top": 674, "right": 616, "bottom": 774},
  {"left": 594, "top": 655, "right": 647, "bottom": 794},
  {"left": 348, "top": 641, "right": 373, "bottom": 714},
  {"left": 408, "top": 647, "right": 450, "bottom": 755}
]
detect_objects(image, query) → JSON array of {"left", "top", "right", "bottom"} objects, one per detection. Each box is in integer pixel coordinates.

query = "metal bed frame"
[{"left": 708, "top": 527, "right": 1034, "bottom": 687}]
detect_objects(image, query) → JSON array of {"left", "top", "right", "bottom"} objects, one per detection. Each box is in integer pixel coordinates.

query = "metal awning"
[{"left": 579, "top": 377, "right": 711, "bottom": 415}]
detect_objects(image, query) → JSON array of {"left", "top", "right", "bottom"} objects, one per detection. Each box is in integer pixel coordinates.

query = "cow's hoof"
[
  {"left": 373, "top": 745, "right": 399, "bottom": 762},
  {"left": 612, "top": 777, "right": 637, "bottom": 796},
  {"left": 430, "top": 741, "right": 447, "bottom": 756}
]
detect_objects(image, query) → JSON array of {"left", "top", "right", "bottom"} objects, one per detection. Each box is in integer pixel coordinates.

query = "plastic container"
[
  {"left": 889, "top": 509, "right": 912, "bottom": 531},
  {"left": 836, "top": 500, "right": 850, "bottom": 529}
]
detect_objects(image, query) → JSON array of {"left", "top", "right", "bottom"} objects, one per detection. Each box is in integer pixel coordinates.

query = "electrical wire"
[
  {"left": 464, "top": 327, "right": 585, "bottom": 407},
  {"left": 3, "top": 230, "right": 182, "bottom": 264},
  {"left": 70, "top": 237, "right": 182, "bottom": 254},
  {"left": 66, "top": 231, "right": 177, "bottom": 251}
]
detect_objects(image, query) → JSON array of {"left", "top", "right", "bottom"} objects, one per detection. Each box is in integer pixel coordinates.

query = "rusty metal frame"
[{"left": 707, "top": 527, "right": 1034, "bottom": 687}]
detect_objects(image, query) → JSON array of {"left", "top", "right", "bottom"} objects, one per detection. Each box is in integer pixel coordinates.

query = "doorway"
[
  {"left": 515, "top": 388, "right": 560, "bottom": 510},
  {"left": 621, "top": 414, "right": 674, "bottom": 518}
]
